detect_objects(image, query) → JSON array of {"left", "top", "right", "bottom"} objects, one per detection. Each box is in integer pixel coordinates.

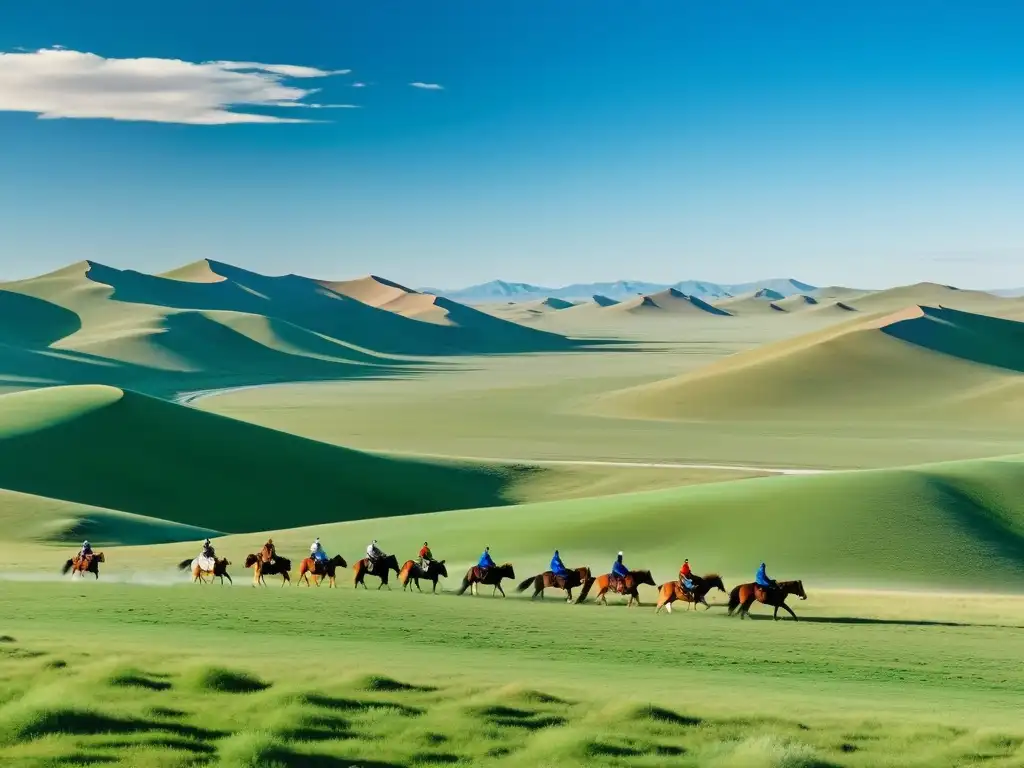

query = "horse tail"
[
  {"left": 177, "top": 559, "right": 193, "bottom": 571},
  {"left": 727, "top": 585, "right": 741, "bottom": 615},
  {"left": 61, "top": 559, "right": 74, "bottom": 575},
  {"left": 516, "top": 575, "right": 537, "bottom": 593},
  {"left": 456, "top": 575, "right": 471, "bottom": 595}
]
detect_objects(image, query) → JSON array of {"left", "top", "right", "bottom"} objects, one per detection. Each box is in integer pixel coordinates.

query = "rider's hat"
[{"left": 618, "top": 551, "right": 623, "bottom": 556}]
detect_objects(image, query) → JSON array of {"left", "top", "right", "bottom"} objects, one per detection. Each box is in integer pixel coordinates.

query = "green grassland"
[
  {"left": 1, "top": 583, "right": 1023, "bottom": 768},
  {"left": 3, "top": 262, "right": 1024, "bottom": 765}
]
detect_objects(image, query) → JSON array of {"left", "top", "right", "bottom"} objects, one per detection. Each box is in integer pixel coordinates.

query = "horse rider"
[
  {"left": 550, "top": 549, "right": 569, "bottom": 581},
  {"left": 419, "top": 541, "right": 433, "bottom": 572},
  {"left": 611, "top": 551, "right": 629, "bottom": 591},
  {"left": 197, "top": 538, "right": 216, "bottom": 570},
  {"left": 260, "top": 538, "right": 277, "bottom": 565},
  {"left": 310, "top": 537, "right": 328, "bottom": 568},
  {"left": 679, "top": 558, "right": 698, "bottom": 594},
  {"left": 366, "top": 539, "right": 385, "bottom": 573},
  {"left": 78, "top": 540, "right": 93, "bottom": 562},
  {"left": 478, "top": 546, "right": 496, "bottom": 575},
  {"left": 755, "top": 562, "right": 778, "bottom": 594}
]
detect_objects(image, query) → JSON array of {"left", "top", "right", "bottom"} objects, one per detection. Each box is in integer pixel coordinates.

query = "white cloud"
[
  {"left": 0, "top": 47, "right": 356, "bottom": 124},
  {"left": 352, "top": 82, "right": 367, "bottom": 88},
  {"left": 409, "top": 81, "right": 443, "bottom": 90}
]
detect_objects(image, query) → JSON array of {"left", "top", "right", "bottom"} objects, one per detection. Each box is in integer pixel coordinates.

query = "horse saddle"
[
  {"left": 609, "top": 574, "right": 627, "bottom": 593},
  {"left": 472, "top": 566, "right": 490, "bottom": 581}
]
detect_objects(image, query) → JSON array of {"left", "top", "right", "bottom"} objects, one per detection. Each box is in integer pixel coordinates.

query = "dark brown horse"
[
  {"left": 399, "top": 559, "right": 448, "bottom": 593},
  {"left": 516, "top": 566, "right": 592, "bottom": 602},
  {"left": 245, "top": 554, "right": 292, "bottom": 586},
  {"left": 177, "top": 557, "right": 232, "bottom": 585},
  {"left": 728, "top": 580, "right": 807, "bottom": 620},
  {"left": 353, "top": 554, "right": 400, "bottom": 589},
  {"left": 655, "top": 574, "right": 726, "bottom": 614},
  {"left": 62, "top": 552, "right": 105, "bottom": 579},
  {"left": 297, "top": 554, "right": 347, "bottom": 587},
  {"left": 456, "top": 563, "right": 516, "bottom": 597},
  {"left": 576, "top": 570, "right": 656, "bottom": 607}
]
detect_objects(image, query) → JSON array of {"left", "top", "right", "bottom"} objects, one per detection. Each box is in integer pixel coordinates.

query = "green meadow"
[{"left": 2, "top": 261, "right": 1024, "bottom": 765}]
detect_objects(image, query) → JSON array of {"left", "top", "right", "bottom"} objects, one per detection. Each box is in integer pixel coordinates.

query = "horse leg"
[
  {"left": 779, "top": 601, "right": 798, "bottom": 621},
  {"left": 495, "top": 583, "right": 506, "bottom": 598}
]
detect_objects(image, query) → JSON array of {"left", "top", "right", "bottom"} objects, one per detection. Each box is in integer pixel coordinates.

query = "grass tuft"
[{"left": 187, "top": 666, "right": 269, "bottom": 694}]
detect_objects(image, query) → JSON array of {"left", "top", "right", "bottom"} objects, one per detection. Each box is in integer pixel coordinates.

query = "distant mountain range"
[{"left": 422, "top": 278, "right": 819, "bottom": 304}]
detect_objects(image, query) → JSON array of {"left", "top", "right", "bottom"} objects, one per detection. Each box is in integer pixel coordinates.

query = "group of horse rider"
[{"left": 77, "top": 536, "right": 780, "bottom": 594}]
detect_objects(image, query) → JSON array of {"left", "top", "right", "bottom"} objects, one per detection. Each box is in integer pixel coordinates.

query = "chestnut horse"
[
  {"left": 399, "top": 559, "right": 448, "bottom": 593},
  {"left": 353, "top": 554, "right": 400, "bottom": 589},
  {"left": 456, "top": 563, "right": 516, "bottom": 597},
  {"left": 728, "top": 580, "right": 807, "bottom": 620},
  {"left": 62, "top": 552, "right": 105, "bottom": 579},
  {"left": 576, "top": 570, "right": 655, "bottom": 606},
  {"left": 516, "top": 566, "right": 592, "bottom": 602},
  {"left": 655, "top": 574, "right": 726, "bottom": 614},
  {"left": 297, "top": 554, "right": 347, "bottom": 587},
  {"left": 177, "top": 557, "right": 232, "bottom": 585},
  {"left": 245, "top": 554, "right": 292, "bottom": 586}
]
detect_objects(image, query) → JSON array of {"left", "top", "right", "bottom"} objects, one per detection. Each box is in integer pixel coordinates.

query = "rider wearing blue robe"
[
  {"left": 478, "top": 547, "right": 496, "bottom": 571},
  {"left": 550, "top": 550, "right": 569, "bottom": 577},
  {"left": 755, "top": 562, "right": 777, "bottom": 590},
  {"left": 611, "top": 552, "right": 629, "bottom": 579}
]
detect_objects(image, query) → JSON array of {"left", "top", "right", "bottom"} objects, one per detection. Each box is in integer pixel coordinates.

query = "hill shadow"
[
  {"left": 881, "top": 306, "right": 1024, "bottom": 373},
  {"left": 0, "top": 290, "right": 82, "bottom": 347}
]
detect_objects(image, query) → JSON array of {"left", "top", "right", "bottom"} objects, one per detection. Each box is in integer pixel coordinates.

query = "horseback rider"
[
  {"left": 755, "top": 562, "right": 778, "bottom": 593},
  {"left": 78, "top": 540, "right": 93, "bottom": 562},
  {"left": 679, "top": 558, "right": 697, "bottom": 593},
  {"left": 310, "top": 537, "right": 328, "bottom": 567},
  {"left": 550, "top": 549, "right": 569, "bottom": 579},
  {"left": 419, "top": 541, "right": 433, "bottom": 572},
  {"left": 611, "top": 551, "right": 629, "bottom": 592},
  {"left": 197, "top": 538, "right": 216, "bottom": 570},
  {"left": 260, "top": 538, "right": 276, "bottom": 565},
  {"left": 478, "top": 546, "right": 496, "bottom": 574},
  {"left": 366, "top": 539, "right": 385, "bottom": 573}
]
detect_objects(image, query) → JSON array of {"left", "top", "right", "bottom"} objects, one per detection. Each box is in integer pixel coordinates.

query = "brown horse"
[
  {"left": 456, "top": 563, "right": 516, "bottom": 597},
  {"left": 728, "top": 580, "right": 807, "bottom": 620},
  {"left": 516, "top": 566, "right": 592, "bottom": 602},
  {"left": 655, "top": 574, "right": 726, "bottom": 614},
  {"left": 399, "top": 559, "right": 448, "bottom": 593},
  {"left": 177, "top": 557, "right": 232, "bottom": 585},
  {"left": 353, "top": 554, "right": 400, "bottom": 589},
  {"left": 62, "top": 552, "right": 105, "bottom": 579},
  {"left": 576, "top": 570, "right": 656, "bottom": 606},
  {"left": 297, "top": 554, "right": 347, "bottom": 587},
  {"left": 245, "top": 554, "right": 292, "bottom": 586}
]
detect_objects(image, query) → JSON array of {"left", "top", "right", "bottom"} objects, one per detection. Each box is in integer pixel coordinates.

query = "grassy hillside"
[
  {"left": 134, "top": 452, "right": 1024, "bottom": 592},
  {"left": 0, "top": 260, "right": 582, "bottom": 397},
  {"left": 598, "top": 305, "right": 1024, "bottom": 423},
  {"left": 0, "top": 385, "right": 746, "bottom": 546}
]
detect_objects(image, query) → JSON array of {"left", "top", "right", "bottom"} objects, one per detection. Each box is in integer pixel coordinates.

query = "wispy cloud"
[
  {"left": 352, "top": 82, "right": 367, "bottom": 88},
  {"left": 0, "top": 47, "right": 356, "bottom": 124},
  {"left": 409, "top": 81, "right": 443, "bottom": 90}
]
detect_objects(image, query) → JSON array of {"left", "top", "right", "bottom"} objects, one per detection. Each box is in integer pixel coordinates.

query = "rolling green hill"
[
  {"left": 597, "top": 305, "right": 1024, "bottom": 423},
  {"left": 167, "top": 452, "right": 1024, "bottom": 591},
  {"left": 0, "top": 385, "right": 742, "bottom": 546},
  {"left": 0, "top": 260, "right": 580, "bottom": 397}
]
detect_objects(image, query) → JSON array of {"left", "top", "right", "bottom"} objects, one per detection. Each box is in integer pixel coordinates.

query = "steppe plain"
[{"left": 1, "top": 260, "right": 1023, "bottom": 767}]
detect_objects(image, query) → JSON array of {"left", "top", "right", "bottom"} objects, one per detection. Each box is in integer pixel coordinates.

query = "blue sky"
[{"left": 1, "top": 1, "right": 1023, "bottom": 289}]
